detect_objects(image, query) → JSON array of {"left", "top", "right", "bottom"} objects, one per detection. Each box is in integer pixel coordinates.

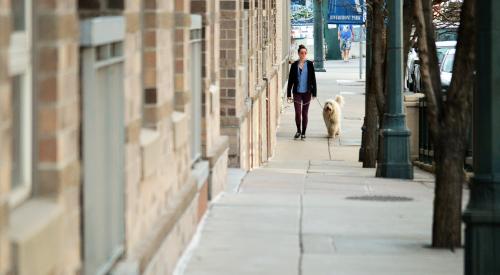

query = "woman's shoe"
[
  {"left": 294, "top": 132, "right": 301, "bottom": 139},
  {"left": 301, "top": 134, "right": 306, "bottom": 140}
]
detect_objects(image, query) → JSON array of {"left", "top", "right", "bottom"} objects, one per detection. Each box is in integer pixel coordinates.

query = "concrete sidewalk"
[{"left": 175, "top": 60, "right": 465, "bottom": 275}]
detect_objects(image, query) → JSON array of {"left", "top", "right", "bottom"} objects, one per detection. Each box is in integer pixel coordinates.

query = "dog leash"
[
  {"left": 287, "top": 97, "right": 324, "bottom": 108},
  {"left": 315, "top": 97, "right": 324, "bottom": 109}
]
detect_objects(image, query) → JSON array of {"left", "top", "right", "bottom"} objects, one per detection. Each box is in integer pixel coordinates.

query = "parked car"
[
  {"left": 406, "top": 41, "right": 456, "bottom": 93},
  {"left": 440, "top": 48, "right": 455, "bottom": 92},
  {"left": 436, "top": 41, "right": 456, "bottom": 65}
]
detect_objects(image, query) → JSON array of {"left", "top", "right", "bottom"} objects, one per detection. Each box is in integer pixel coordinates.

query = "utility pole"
[
  {"left": 377, "top": 0, "right": 413, "bottom": 179},
  {"left": 463, "top": 0, "right": 500, "bottom": 273},
  {"left": 313, "top": 0, "right": 326, "bottom": 72}
]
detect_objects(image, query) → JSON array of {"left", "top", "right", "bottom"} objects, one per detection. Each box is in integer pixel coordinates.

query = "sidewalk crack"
[{"left": 298, "top": 194, "right": 304, "bottom": 275}]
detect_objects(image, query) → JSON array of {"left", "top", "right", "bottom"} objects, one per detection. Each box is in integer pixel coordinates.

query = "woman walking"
[{"left": 287, "top": 45, "right": 317, "bottom": 140}]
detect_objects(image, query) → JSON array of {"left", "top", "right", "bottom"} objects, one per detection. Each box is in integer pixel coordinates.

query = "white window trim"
[
  {"left": 8, "top": 74, "right": 33, "bottom": 209},
  {"left": 8, "top": 0, "right": 33, "bottom": 209}
]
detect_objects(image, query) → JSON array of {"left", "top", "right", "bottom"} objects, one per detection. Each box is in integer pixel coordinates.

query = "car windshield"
[
  {"left": 442, "top": 54, "right": 455, "bottom": 73},
  {"left": 436, "top": 48, "right": 449, "bottom": 64}
]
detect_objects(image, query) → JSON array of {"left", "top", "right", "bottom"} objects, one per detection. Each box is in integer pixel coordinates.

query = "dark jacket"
[{"left": 287, "top": 60, "right": 317, "bottom": 98}]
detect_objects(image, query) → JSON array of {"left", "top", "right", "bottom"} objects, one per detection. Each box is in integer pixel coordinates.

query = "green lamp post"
[
  {"left": 463, "top": 1, "right": 500, "bottom": 274},
  {"left": 377, "top": 0, "right": 413, "bottom": 179}
]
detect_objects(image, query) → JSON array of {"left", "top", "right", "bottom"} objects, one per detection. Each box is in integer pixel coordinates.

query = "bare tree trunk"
[
  {"left": 370, "top": 0, "right": 387, "bottom": 173},
  {"left": 413, "top": 0, "right": 442, "bottom": 140},
  {"left": 414, "top": 0, "right": 476, "bottom": 248},
  {"left": 363, "top": 0, "right": 378, "bottom": 168},
  {"left": 433, "top": 0, "right": 476, "bottom": 248}
]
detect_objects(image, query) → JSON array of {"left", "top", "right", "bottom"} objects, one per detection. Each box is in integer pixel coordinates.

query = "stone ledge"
[
  {"left": 130, "top": 177, "right": 197, "bottom": 273},
  {"left": 139, "top": 128, "right": 161, "bottom": 180},
  {"left": 172, "top": 112, "right": 188, "bottom": 151},
  {"left": 205, "top": 136, "right": 229, "bottom": 168},
  {"left": 191, "top": 161, "right": 210, "bottom": 190},
  {"left": 9, "top": 199, "right": 64, "bottom": 275},
  {"left": 404, "top": 93, "right": 425, "bottom": 107},
  {"left": 413, "top": 160, "right": 435, "bottom": 173}
]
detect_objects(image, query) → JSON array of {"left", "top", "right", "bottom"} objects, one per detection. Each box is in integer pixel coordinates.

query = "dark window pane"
[
  {"left": 96, "top": 44, "right": 110, "bottom": 61},
  {"left": 78, "top": 0, "right": 101, "bottom": 9},
  {"left": 12, "top": 0, "right": 25, "bottom": 31},
  {"left": 111, "top": 42, "right": 123, "bottom": 57},
  {"left": 107, "top": 0, "right": 124, "bottom": 9}
]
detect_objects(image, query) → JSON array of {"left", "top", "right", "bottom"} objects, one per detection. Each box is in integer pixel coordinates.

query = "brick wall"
[
  {"left": 121, "top": 1, "right": 204, "bottom": 274},
  {"left": 123, "top": 0, "right": 145, "bottom": 255},
  {"left": 34, "top": 0, "right": 81, "bottom": 273},
  {"left": 0, "top": 1, "right": 11, "bottom": 273},
  {"left": 220, "top": 0, "right": 247, "bottom": 168},
  {"left": 0, "top": 0, "right": 290, "bottom": 274},
  {"left": 191, "top": 0, "right": 229, "bottom": 201},
  {"left": 174, "top": 0, "right": 191, "bottom": 111}
]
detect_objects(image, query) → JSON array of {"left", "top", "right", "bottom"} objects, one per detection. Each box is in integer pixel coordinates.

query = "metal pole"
[
  {"left": 377, "top": 0, "right": 413, "bottom": 179},
  {"left": 313, "top": 0, "right": 326, "bottom": 72},
  {"left": 463, "top": 0, "right": 500, "bottom": 273}
]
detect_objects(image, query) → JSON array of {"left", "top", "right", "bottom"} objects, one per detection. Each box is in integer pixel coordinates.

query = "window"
[
  {"left": 78, "top": 0, "right": 124, "bottom": 10},
  {"left": 190, "top": 15, "right": 203, "bottom": 164},
  {"left": 9, "top": 0, "right": 32, "bottom": 207},
  {"left": 10, "top": 75, "right": 32, "bottom": 206},
  {"left": 80, "top": 16, "right": 126, "bottom": 275},
  {"left": 442, "top": 54, "right": 455, "bottom": 73}
]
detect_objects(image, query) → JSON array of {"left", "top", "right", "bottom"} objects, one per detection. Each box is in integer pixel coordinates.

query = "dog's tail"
[{"left": 335, "top": 95, "right": 345, "bottom": 107}]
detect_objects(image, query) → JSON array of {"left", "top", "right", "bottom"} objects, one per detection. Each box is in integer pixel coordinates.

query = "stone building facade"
[
  {"left": 0, "top": 0, "right": 289, "bottom": 274},
  {"left": 219, "top": 0, "right": 290, "bottom": 169}
]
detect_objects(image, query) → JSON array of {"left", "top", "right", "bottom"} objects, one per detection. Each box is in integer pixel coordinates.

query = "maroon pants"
[{"left": 293, "top": 92, "right": 312, "bottom": 135}]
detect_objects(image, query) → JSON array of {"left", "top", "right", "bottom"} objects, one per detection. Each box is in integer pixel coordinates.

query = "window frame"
[
  {"left": 189, "top": 15, "right": 203, "bottom": 165},
  {"left": 8, "top": 0, "right": 33, "bottom": 209}
]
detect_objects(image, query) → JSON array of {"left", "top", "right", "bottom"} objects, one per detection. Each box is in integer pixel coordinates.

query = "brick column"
[
  {"left": 220, "top": 0, "right": 245, "bottom": 167},
  {"left": 174, "top": 0, "right": 191, "bottom": 111},
  {"left": 143, "top": 0, "right": 174, "bottom": 128},
  {"left": 35, "top": 0, "right": 80, "bottom": 197},
  {"left": 123, "top": 0, "right": 144, "bottom": 257},
  {"left": 191, "top": 0, "right": 230, "bottom": 203},
  {"left": 192, "top": 0, "right": 219, "bottom": 153},
  {"left": 0, "top": 1, "right": 11, "bottom": 274},
  {"left": 34, "top": 0, "right": 81, "bottom": 272}
]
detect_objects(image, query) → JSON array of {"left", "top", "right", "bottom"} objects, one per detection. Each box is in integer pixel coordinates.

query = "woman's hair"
[{"left": 298, "top": 44, "right": 307, "bottom": 54}]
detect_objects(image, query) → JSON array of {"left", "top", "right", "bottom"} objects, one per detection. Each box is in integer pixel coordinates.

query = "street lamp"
[
  {"left": 463, "top": 1, "right": 500, "bottom": 274},
  {"left": 377, "top": 0, "right": 413, "bottom": 179}
]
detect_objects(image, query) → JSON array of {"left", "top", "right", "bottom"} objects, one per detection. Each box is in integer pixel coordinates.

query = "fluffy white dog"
[{"left": 323, "top": 95, "right": 345, "bottom": 138}]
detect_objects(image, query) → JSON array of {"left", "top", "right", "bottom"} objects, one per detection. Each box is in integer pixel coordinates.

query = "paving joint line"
[
  {"left": 298, "top": 161, "right": 309, "bottom": 275},
  {"left": 298, "top": 194, "right": 304, "bottom": 275}
]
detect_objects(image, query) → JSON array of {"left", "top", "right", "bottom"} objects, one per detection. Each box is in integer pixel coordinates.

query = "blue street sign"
[{"left": 328, "top": 0, "right": 365, "bottom": 25}]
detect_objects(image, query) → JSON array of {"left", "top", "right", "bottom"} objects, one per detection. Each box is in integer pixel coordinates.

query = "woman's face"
[{"left": 299, "top": 49, "right": 307, "bottom": 60}]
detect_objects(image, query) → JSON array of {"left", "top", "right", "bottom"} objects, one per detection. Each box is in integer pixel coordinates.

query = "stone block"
[
  {"left": 404, "top": 93, "right": 425, "bottom": 160},
  {"left": 9, "top": 199, "right": 64, "bottom": 275},
  {"left": 209, "top": 148, "right": 229, "bottom": 199},
  {"left": 111, "top": 261, "right": 140, "bottom": 275},
  {"left": 126, "top": 13, "right": 141, "bottom": 33},
  {"left": 37, "top": 46, "right": 59, "bottom": 73},
  {"left": 172, "top": 111, "right": 188, "bottom": 150},
  {"left": 140, "top": 128, "right": 161, "bottom": 180}
]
